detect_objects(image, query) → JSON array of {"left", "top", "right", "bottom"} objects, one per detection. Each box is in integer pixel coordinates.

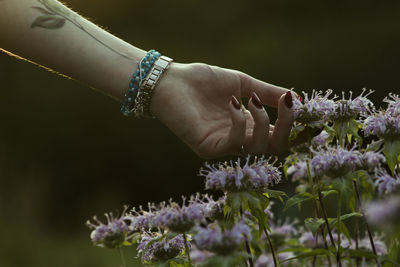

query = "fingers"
[
  {"left": 238, "top": 72, "right": 289, "bottom": 108},
  {"left": 268, "top": 91, "right": 294, "bottom": 154},
  {"left": 216, "top": 96, "right": 247, "bottom": 156},
  {"left": 244, "top": 92, "right": 270, "bottom": 154}
]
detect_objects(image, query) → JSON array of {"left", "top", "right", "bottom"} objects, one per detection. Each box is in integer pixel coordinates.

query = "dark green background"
[{"left": 0, "top": 0, "right": 399, "bottom": 266}]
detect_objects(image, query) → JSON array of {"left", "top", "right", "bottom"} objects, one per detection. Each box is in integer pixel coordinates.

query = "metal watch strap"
[{"left": 132, "top": 56, "right": 173, "bottom": 118}]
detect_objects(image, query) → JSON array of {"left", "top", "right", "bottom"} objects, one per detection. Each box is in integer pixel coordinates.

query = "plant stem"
[
  {"left": 318, "top": 190, "right": 342, "bottom": 267},
  {"left": 263, "top": 226, "right": 278, "bottom": 267},
  {"left": 240, "top": 207, "right": 254, "bottom": 267},
  {"left": 336, "top": 191, "right": 342, "bottom": 267},
  {"left": 352, "top": 180, "right": 380, "bottom": 267},
  {"left": 183, "top": 233, "right": 192, "bottom": 266},
  {"left": 118, "top": 247, "right": 126, "bottom": 267},
  {"left": 307, "top": 162, "right": 332, "bottom": 266},
  {"left": 354, "top": 219, "right": 360, "bottom": 267},
  {"left": 306, "top": 161, "right": 321, "bottom": 266}
]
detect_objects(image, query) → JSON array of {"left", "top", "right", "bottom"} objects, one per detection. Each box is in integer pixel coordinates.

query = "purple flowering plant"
[{"left": 86, "top": 90, "right": 400, "bottom": 267}]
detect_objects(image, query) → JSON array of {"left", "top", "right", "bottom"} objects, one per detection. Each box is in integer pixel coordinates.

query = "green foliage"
[
  {"left": 283, "top": 192, "right": 313, "bottom": 211},
  {"left": 383, "top": 140, "right": 400, "bottom": 174}
]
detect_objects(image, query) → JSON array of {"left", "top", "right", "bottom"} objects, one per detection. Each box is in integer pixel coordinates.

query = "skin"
[{"left": 0, "top": 0, "right": 294, "bottom": 159}]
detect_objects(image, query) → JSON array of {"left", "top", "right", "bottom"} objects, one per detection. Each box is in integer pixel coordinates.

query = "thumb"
[{"left": 269, "top": 91, "right": 294, "bottom": 153}]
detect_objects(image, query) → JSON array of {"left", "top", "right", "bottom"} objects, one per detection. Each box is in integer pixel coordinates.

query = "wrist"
[{"left": 149, "top": 62, "right": 189, "bottom": 119}]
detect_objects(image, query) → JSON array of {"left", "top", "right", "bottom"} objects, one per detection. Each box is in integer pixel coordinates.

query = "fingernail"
[
  {"left": 297, "top": 95, "right": 303, "bottom": 103},
  {"left": 231, "top": 95, "right": 241, "bottom": 110},
  {"left": 251, "top": 92, "right": 263, "bottom": 109},
  {"left": 284, "top": 91, "right": 293, "bottom": 108}
]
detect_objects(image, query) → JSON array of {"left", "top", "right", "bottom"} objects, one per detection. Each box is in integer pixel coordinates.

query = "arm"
[
  {"left": 0, "top": 0, "right": 145, "bottom": 100},
  {"left": 0, "top": 0, "right": 294, "bottom": 159}
]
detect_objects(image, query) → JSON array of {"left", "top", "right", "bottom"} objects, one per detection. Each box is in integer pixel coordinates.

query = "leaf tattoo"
[
  {"left": 31, "top": 0, "right": 134, "bottom": 60},
  {"left": 31, "top": 15, "right": 65, "bottom": 29},
  {"left": 30, "top": 0, "right": 70, "bottom": 29}
]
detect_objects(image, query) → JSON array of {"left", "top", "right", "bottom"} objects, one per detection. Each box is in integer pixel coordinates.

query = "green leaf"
[
  {"left": 289, "top": 124, "right": 305, "bottom": 142},
  {"left": 304, "top": 218, "right": 325, "bottom": 235},
  {"left": 263, "top": 189, "right": 287, "bottom": 202},
  {"left": 283, "top": 192, "right": 313, "bottom": 212},
  {"left": 348, "top": 249, "right": 377, "bottom": 259},
  {"left": 31, "top": 15, "right": 66, "bottom": 29},
  {"left": 337, "top": 221, "right": 351, "bottom": 241},
  {"left": 366, "top": 139, "right": 384, "bottom": 152},
  {"left": 246, "top": 192, "right": 268, "bottom": 229},
  {"left": 225, "top": 192, "right": 242, "bottom": 216},
  {"left": 278, "top": 247, "right": 310, "bottom": 254},
  {"left": 320, "top": 190, "right": 338, "bottom": 198},
  {"left": 383, "top": 140, "right": 400, "bottom": 175},
  {"left": 328, "top": 212, "right": 362, "bottom": 228},
  {"left": 282, "top": 248, "right": 329, "bottom": 262}
]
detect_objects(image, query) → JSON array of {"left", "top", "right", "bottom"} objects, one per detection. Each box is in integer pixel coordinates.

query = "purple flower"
[
  {"left": 194, "top": 194, "right": 225, "bottom": 221},
  {"left": 271, "top": 221, "right": 298, "bottom": 238},
  {"left": 358, "top": 233, "right": 387, "bottom": 256},
  {"left": 190, "top": 248, "right": 214, "bottom": 264},
  {"left": 130, "top": 203, "right": 158, "bottom": 230},
  {"left": 363, "top": 111, "right": 400, "bottom": 139},
  {"left": 384, "top": 93, "right": 400, "bottom": 117},
  {"left": 312, "top": 130, "right": 330, "bottom": 147},
  {"left": 299, "top": 231, "right": 317, "bottom": 248},
  {"left": 194, "top": 221, "right": 250, "bottom": 255},
  {"left": 137, "top": 233, "right": 186, "bottom": 263},
  {"left": 287, "top": 160, "right": 312, "bottom": 182},
  {"left": 255, "top": 254, "right": 275, "bottom": 267},
  {"left": 366, "top": 196, "right": 400, "bottom": 227},
  {"left": 361, "top": 151, "right": 385, "bottom": 170},
  {"left": 199, "top": 156, "right": 281, "bottom": 191},
  {"left": 331, "top": 90, "right": 374, "bottom": 120},
  {"left": 255, "top": 252, "right": 294, "bottom": 267},
  {"left": 86, "top": 206, "right": 132, "bottom": 248},
  {"left": 153, "top": 196, "right": 206, "bottom": 233},
  {"left": 374, "top": 170, "right": 400, "bottom": 194},
  {"left": 311, "top": 145, "right": 362, "bottom": 178},
  {"left": 292, "top": 89, "right": 336, "bottom": 125},
  {"left": 351, "top": 89, "right": 375, "bottom": 114},
  {"left": 363, "top": 94, "right": 400, "bottom": 139},
  {"left": 264, "top": 201, "right": 275, "bottom": 220}
]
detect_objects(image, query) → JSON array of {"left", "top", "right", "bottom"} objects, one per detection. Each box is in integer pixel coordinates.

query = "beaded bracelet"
[
  {"left": 120, "top": 50, "right": 161, "bottom": 116},
  {"left": 132, "top": 55, "right": 173, "bottom": 118}
]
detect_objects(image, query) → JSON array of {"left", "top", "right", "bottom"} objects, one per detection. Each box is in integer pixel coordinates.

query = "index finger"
[{"left": 237, "top": 72, "right": 289, "bottom": 108}]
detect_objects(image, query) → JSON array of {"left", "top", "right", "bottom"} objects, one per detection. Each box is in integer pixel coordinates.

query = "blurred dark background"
[{"left": 0, "top": 0, "right": 399, "bottom": 266}]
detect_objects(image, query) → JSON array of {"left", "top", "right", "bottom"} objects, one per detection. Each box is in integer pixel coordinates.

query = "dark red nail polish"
[
  {"left": 284, "top": 91, "right": 293, "bottom": 109},
  {"left": 251, "top": 92, "right": 263, "bottom": 109},
  {"left": 297, "top": 95, "right": 303, "bottom": 103},
  {"left": 231, "top": 96, "right": 241, "bottom": 110}
]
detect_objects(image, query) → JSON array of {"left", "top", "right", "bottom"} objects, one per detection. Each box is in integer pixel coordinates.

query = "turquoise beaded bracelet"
[{"left": 121, "top": 50, "right": 161, "bottom": 116}]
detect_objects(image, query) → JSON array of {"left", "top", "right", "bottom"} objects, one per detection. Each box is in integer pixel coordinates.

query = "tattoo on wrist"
[{"left": 31, "top": 0, "right": 134, "bottom": 60}]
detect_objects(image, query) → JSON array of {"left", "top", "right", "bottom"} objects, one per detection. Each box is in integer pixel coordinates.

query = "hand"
[{"left": 151, "top": 63, "right": 294, "bottom": 159}]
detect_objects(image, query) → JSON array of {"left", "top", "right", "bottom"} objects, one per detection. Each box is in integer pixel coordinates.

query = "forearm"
[{"left": 0, "top": 0, "right": 146, "bottom": 100}]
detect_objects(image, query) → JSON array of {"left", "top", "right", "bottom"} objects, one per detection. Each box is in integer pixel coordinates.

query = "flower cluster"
[
  {"left": 287, "top": 145, "right": 384, "bottom": 181},
  {"left": 152, "top": 198, "right": 205, "bottom": 233},
  {"left": 330, "top": 90, "right": 374, "bottom": 120},
  {"left": 199, "top": 156, "right": 281, "bottom": 191},
  {"left": 87, "top": 91, "right": 400, "bottom": 267},
  {"left": 193, "top": 220, "right": 251, "bottom": 255},
  {"left": 86, "top": 206, "right": 132, "bottom": 248},
  {"left": 292, "top": 89, "right": 336, "bottom": 125},
  {"left": 137, "top": 233, "right": 186, "bottom": 263},
  {"left": 366, "top": 196, "right": 400, "bottom": 228},
  {"left": 374, "top": 170, "right": 400, "bottom": 195},
  {"left": 363, "top": 94, "right": 400, "bottom": 139}
]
